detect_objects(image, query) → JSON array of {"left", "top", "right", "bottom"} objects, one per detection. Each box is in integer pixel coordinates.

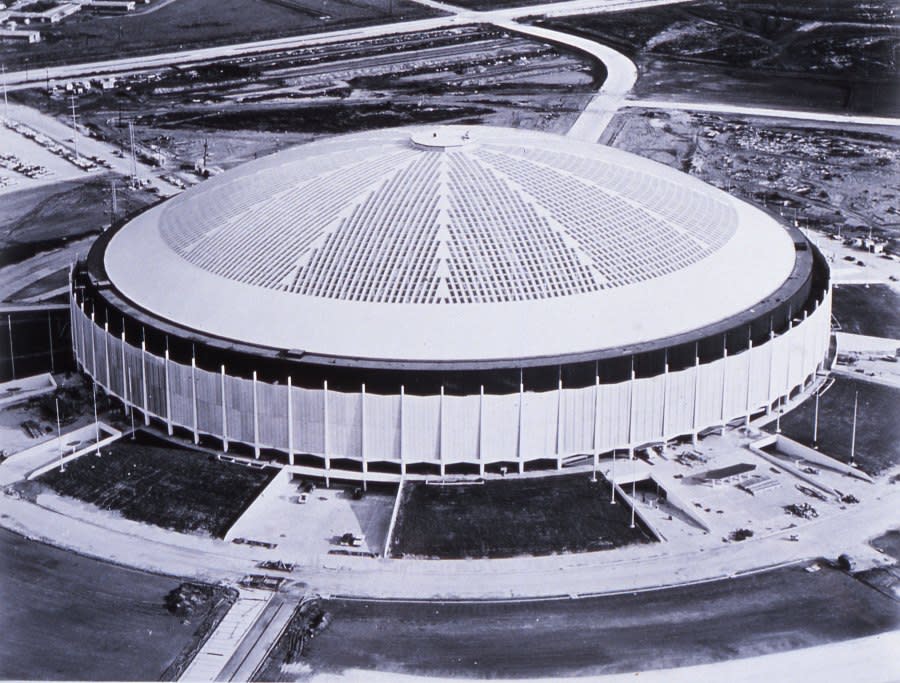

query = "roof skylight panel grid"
[
  {"left": 444, "top": 154, "right": 597, "bottom": 302},
  {"left": 477, "top": 149, "right": 719, "bottom": 287},
  {"left": 161, "top": 145, "right": 380, "bottom": 256},
  {"left": 180, "top": 150, "right": 419, "bottom": 289},
  {"left": 291, "top": 153, "right": 443, "bottom": 303},
  {"left": 497, "top": 145, "right": 737, "bottom": 251}
]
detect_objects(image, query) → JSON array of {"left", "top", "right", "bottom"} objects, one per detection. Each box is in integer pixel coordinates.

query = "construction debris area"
[
  {"left": 12, "top": 25, "right": 600, "bottom": 186},
  {"left": 606, "top": 109, "right": 900, "bottom": 250}
]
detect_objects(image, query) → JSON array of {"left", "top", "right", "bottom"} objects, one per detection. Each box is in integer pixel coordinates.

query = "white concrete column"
[
  {"left": 745, "top": 337, "right": 754, "bottom": 425},
  {"left": 800, "top": 310, "right": 809, "bottom": 388},
  {"left": 323, "top": 380, "right": 330, "bottom": 485},
  {"left": 766, "top": 329, "right": 776, "bottom": 414},
  {"left": 120, "top": 330, "right": 128, "bottom": 412},
  {"left": 691, "top": 346, "right": 700, "bottom": 445},
  {"left": 720, "top": 339, "right": 728, "bottom": 434},
  {"left": 103, "top": 321, "right": 110, "bottom": 390},
  {"left": 360, "top": 383, "right": 367, "bottom": 490},
  {"left": 191, "top": 355, "right": 199, "bottom": 444},
  {"left": 555, "top": 377, "right": 563, "bottom": 470},
  {"left": 439, "top": 384, "right": 446, "bottom": 478},
  {"left": 287, "top": 376, "right": 294, "bottom": 466},
  {"left": 220, "top": 365, "right": 228, "bottom": 452},
  {"left": 478, "top": 384, "right": 485, "bottom": 476},
  {"left": 79, "top": 303, "right": 88, "bottom": 374},
  {"left": 518, "top": 378, "right": 526, "bottom": 474},
  {"left": 592, "top": 370, "right": 600, "bottom": 479},
  {"left": 785, "top": 318, "right": 794, "bottom": 402},
  {"left": 252, "top": 370, "right": 260, "bottom": 458},
  {"left": 400, "top": 384, "right": 406, "bottom": 476},
  {"left": 627, "top": 362, "right": 636, "bottom": 449},
  {"left": 68, "top": 282, "right": 77, "bottom": 365},
  {"left": 140, "top": 340, "right": 149, "bottom": 425},
  {"left": 90, "top": 310, "right": 97, "bottom": 380},
  {"left": 164, "top": 348, "right": 173, "bottom": 435},
  {"left": 661, "top": 357, "right": 669, "bottom": 441}
]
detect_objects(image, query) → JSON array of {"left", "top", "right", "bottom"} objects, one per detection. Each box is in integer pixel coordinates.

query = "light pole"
[
  {"left": 93, "top": 379, "right": 101, "bottom": 456},
  {"left": 630, "top": 449, "right": 636, "bottom": 529},
  {"left": 812, "top": 386, "right": 820, "bottom": 449},
  {"left": 849, "top": 390, "right": 859, "bottom": 466},
  {"left": 129, "top": 375, "right": 135, "bottom": 439},
  {"left": 610, "top": 450, "right": 616, "bottom": 504},
  {"left": 56, "top": 398, "right": 64, "bottom": 472}
]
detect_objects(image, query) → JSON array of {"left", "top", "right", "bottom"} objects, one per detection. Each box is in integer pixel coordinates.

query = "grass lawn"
[
  {"left": 832, "top": 284, "right": 900, "bottom": 340},
  {"left": 389, "top": 474, "right": 654, "bottom": 559},
  {"left": 39, "top": 434, "right": 275, "bottom": 537},
  {"left": 764, "top": 375, "right": 900, "bottom": 476}
]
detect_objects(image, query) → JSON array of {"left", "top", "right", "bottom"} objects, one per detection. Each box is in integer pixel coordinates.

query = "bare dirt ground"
[
  {"left": 11, "top": 25, "right": 600, "bottom": 179},
  {"left": 0, "top": 0, "right": 445, "bottom": 69},
  {"left": 603, "top": 108, "right": 900, "bottom": 248},
  {"left": 255, "top": 563, "right": 899, "bottom": 681},
  {"left": 0, "top": 526, "right": 233, "bottom": 681},
  {"left": 540, "top": 0, "right": 900, "bottom": 116},
  {"left": 0, "top": 174, "right": 156, "bottom": 263}
]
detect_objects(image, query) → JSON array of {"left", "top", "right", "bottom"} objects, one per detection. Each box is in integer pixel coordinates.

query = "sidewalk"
[{"left": 178, "top": 589, "right": 273, "bottom": 682}]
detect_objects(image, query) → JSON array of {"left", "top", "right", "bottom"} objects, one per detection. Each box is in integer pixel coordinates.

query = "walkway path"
[
  {"left": 178, "top": 588, "right": 273, "bottom": 682},
  {"left": 218, "top": 593, "right": 300, "bottom": 682}
]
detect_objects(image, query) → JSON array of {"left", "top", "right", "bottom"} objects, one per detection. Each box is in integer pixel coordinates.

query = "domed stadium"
[{"left": 71, "top": 125, "right": 831, "bottom": 480}]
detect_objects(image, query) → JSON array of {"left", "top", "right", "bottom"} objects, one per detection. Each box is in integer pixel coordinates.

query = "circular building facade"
[{"left": 71, "top": 125, "right": 831, "bottom": 479}]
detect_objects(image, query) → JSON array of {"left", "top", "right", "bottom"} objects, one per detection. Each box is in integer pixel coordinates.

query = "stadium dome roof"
[{"left": 104, "top": 125, "right": 796, "bottom": 363}]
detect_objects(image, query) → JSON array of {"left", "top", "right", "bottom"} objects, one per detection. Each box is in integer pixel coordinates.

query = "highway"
[{"left": 494, "top": 20, "right": 637, "bottom": 141}]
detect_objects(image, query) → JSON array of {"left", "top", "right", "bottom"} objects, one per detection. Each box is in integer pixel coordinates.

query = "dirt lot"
[
  {"left": 763, "top": 375, "right": 900, "bottom": 476},
  {"left": 255, "top": 563, "right": 899, "bottom": 680},
  {"left": 541, "top": 0, "right": 900, "bottom": 115},
  {"left": 0, "top": 174, "right": 157, "bottom": 263},
  {"left": 36, "top": 434, "right": 276, "bottom": 537},
  {"left": 604, "top": 108, "right": 900, "bottom": 248},
  {"left": 12, "top": 26, "right": 599, "bottom": 176},
  {"left": 389, "top": 474, "right": 654, "bottom": 559},
  {"left": 833, "top": 284, "right": 900, "bottom": 339},
  {"left": 0, "top": 0, "right": 444, "bottom": 69},
  {"left": 0, "top": 527, "right": 233, "bottom": 681}
]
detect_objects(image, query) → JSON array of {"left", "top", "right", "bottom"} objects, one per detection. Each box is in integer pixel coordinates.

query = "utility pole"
[
  {"left": 128, "top": 119, "right": 138, "bottom": 185},
  {"left": 69, "top": 93, "right": 80, "bottom": 161},
  {"left": 1, "top": 63, "right": 8, "bottom": 120},
  {"left": 110, "top": 179, "right": 118, "bottom": 224}
]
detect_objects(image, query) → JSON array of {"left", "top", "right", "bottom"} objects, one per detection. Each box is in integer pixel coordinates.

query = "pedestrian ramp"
[{"left": 179, "top": 589, "right": 273, "bottom": 682}]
